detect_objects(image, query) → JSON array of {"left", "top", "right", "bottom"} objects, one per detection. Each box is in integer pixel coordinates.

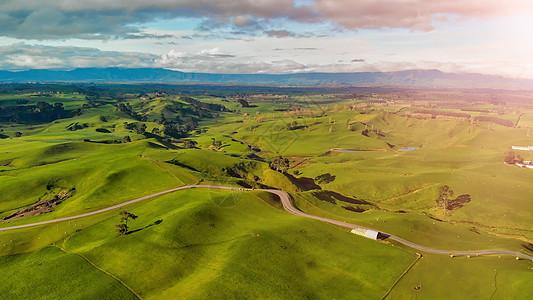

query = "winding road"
[{"left": 1, "top": 185, "right": 532, "bottom": 261}]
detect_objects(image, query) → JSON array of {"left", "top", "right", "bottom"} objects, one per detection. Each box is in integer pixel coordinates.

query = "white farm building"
[
  {"left": 351, "top": 228, "right": 380, "bottom": 240},
  {"left": 511, "top": 146, "right": 533, "bottom": 151}
]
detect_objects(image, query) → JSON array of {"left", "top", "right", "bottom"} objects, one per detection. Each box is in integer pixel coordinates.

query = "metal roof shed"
[{"left": 364, "top": 229, "right": 379, "bottom": 240}]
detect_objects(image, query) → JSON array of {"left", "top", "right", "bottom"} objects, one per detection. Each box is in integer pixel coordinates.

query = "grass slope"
[
  {"left": 387, "top": 254, "right": 533, "bottom": 299},
  {"left": 2, "top": 189, "right": 415, "bottom": 299},
  {"left": 0, "top": 246, "right": 136, "bottom": 299}
]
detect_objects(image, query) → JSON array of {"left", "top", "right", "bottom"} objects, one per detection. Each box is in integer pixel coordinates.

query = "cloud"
[
  {"left": 351, "top": 59, "right": 365, "bottom": 62},
  {"left": 0, "top": 44, "right": 157, "bottom": 70},
  {"left": 264, "top": 30, "right": 317, "bottom": 38},
  {"left": 273, "top": 47, "right": 321, "bottom": 51},
  {"left": 0, "top": 0, "right": 308, "bottom": 39},
  {"left": 0, "top": 0, "right": 529, "bottom": 40},
  {"left": 155, "top": 47, "right": 470, "bottom": 74},
  {"left": 0, "top": 8, "right": 166, "bottom": 40},
  {"left": 0, "top": 43, "right": 519, "bottom": 78},
  {"left": 198, "top": 48, "right": 235, "bottom": 58},
  {"left": 156, "top": 55, "right": 313, "bottom": 74},
  {"left": 312, "top": 0, "right": 532, "bottom": 31},
  {"left": 265, "top": 30, "right": 299, "bottom": 38}
]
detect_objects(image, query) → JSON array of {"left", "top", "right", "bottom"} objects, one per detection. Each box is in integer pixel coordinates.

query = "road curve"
[{"left": 1, "top": 185, "right": 532, "bottom": 261}]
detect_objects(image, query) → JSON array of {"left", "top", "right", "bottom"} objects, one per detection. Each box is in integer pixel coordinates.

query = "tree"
[
  {"left": 436, "top": 185, "right": 454, "bottom": 210},
  {"left": 269, "top": 156, "right": 290, "bottom": 173},
  {"left": 135, "top": 123, "right": 147, "bottom": 134},
  {"left": 211, "top": 139, "right": 222, "bottom": 149},
  {"left": 13, "top": 131, "right": 22, "bottom": 138},
  {"left": 122, "top": 135, "right": 131, "bottom": 143},
  {"left": 116, "top": 210, "right": 138, "bottom": 236},
  {"left": 115, "top": 223, "right": 129, "bottom": 236},
  {"left": 237, "top": 99, "right": 250, "bottom": 107},
  {"left": 183, "top": 140, "right": 197, "bottom": 149},
  {"left": 163, "top": 124, "right": 187, "bottom": 139},
  {"left": 504, "top": 151, "right": 516, "bottom": 164}
]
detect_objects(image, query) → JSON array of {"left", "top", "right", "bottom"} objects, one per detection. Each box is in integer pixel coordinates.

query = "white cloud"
[{"left": 0, "top": 44, "right": 157, "bottom": 70}]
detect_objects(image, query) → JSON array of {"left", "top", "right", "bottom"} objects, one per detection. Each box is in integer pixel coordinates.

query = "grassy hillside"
[
  {"left": 1, "top": 189, "right": 415, "bottom": 299},
  {"left": 1, "top": 86, "right": 532, "bottom": 299},
  {"left": 0, "top": 246, "right": 137, "bottom": 299},
  {"left": 387, "top": 254, "right": 533, "bottom": 299}
]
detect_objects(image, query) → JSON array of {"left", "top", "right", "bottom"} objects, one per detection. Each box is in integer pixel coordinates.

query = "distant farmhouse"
[
  {"left": 512, "top": 146, "right": 533, "bottom": 151},
  {"left": 515, "top": 162, "right": 533, "bottom": 169}
]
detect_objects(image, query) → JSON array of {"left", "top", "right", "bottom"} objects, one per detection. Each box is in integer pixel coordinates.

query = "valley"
[{"left": 0, "top": 84, "right": 532, "bottom": 299}]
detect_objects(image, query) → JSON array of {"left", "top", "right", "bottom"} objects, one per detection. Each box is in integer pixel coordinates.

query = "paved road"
[{"left": 1, "top": 185, "right": 532, "bottom": 261}]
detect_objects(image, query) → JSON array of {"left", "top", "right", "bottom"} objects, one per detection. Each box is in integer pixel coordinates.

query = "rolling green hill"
[{"left": 1, "top": 85, "right": 532, "bottom": 299}]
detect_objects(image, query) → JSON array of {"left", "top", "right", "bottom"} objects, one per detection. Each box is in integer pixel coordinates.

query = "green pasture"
[
  {"left": 1, "top": 189, "right": 415, "bottom": 299},
  {"left": 1, "top": 89, "right": 532, "bottom": 299},
  {"left": 386, "top": 254, "right": 533, "bottom": 299}
]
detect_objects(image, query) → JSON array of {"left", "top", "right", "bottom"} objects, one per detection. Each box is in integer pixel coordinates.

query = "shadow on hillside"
[
  {"left": 129, "top": 219, "right": 163, "bottom": 234},
  {"left": 143, "top": 132, "right": 179, "bottom": 149},
  {"left": 311, "top": 190, "right": 373, "bottom": 205},
  {"left": 283, "top": 173, "right": 321, "bottom": 191},
  {"left": 377, "top": 232, "right": 391, "bottom": 240}
]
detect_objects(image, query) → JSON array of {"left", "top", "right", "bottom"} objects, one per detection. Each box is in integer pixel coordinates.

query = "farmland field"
[{"left": 1, "top": 84, "right": 532, "bottom": 299}]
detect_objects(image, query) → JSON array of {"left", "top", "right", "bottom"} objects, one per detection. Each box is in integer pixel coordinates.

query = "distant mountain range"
[{"left": 0, "top": 68, "right": 532, "bottom": 89}]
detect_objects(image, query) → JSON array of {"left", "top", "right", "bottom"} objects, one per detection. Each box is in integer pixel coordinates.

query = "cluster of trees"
[
  {"left": 162, "top": 123, "right": 189, "bottom": 139},
  {"left": 237, "top": 99, "right": 250, "bottom": 107},
  {"left": 269, "top": 156, "right": 290, "bottom": 173},
  {"left": 211, "top": 138, "right": 223, "bottom": 149},
  {"left": 0, "top": 102, "right": 72, "bottom": 123},
  {"left": 116, "top": 102, "right": 147, "bottom": 121},
  {"left": 415, "top": 110, "right": 471, "bottom": 119},
  {"left": 124, "top": 122, "right": 147, "bottom": 134},
  {"left": 182, "top": 140, "right": 197, "bottom": 149},
  {"left": 473, "top": 116, "right": 514, "bottom": 127},
  {"left": 154, "top": 110, "right": 198, "bottom": 139},
  {"left": 436, "top": 185, "right": 471, "bottom": 211},
  {"left": 66, "top": 122, "right": 89, "bottom": 131},
  {"left": 180, "top": 96, "right": 230, "bottom": 112},
  {"left": 504, "top": 151, "right": 524, "bottom": 164},
  {"left": 361, "top": 129, "right": 385, "bottom": 137},
  {"left": 286, "top": 121, "right": 306, "bottom": 130},
  {"left": 83, "top": 135, "right": 131, "bottom": 144},
  {"left": 116, "top": 210, "right": 138, "bottom": 236}
]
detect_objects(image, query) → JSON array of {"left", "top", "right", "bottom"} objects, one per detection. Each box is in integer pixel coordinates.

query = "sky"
[{"left": 0, "top": 0, "right": 532, "bottom": 78}]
